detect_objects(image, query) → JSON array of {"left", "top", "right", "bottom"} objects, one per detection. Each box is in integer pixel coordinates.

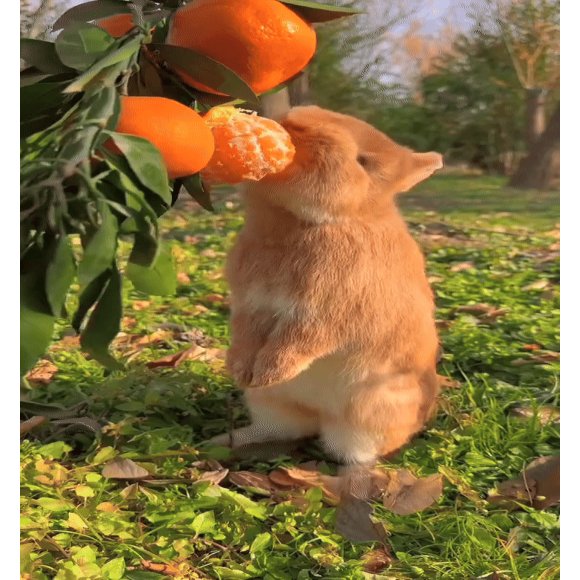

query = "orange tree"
[{"left": 20, "top": 0, "right": 358, "bottom": 377}]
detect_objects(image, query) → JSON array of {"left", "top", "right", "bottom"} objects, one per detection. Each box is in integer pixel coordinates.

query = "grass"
[{"left": 21, "top": 174, "right": 560, "bottom": 579}]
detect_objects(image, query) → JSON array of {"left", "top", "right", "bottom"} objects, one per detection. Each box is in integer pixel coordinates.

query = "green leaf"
[
  {"left": 37, "top": 442, "right": 72, "bottom": 459},
  {"left": 64, "top": 37, "right": 142, "bottom": 93},
  {"left": 55, "top": 22, "right": 116, "bottom": 71},
  {"left": 106, "top": 133, "right": 171, "bottom": 203},
  {"left": 80, "top": 265, "right": 123, "bottom": 370},
  {"left": 20, "top": 39, "right": 73, "bottom": 74},
  {"left": 191, "top": 511, "right": 216, "bottom": 535},
  {"left": 126, "top": 244, "right": 176, "bottom": 296},
  {"left": 20, "top": 270, "right": 55, "bottom": 376},
  {"left": 20, "top": 82, "right": 68, "bottom": 119},
  {"left": 46, "top": 236, "right": 76, "bottom": 317},
  {"left": 101, "top": 558, "right": 126, "bottom": 580},
  {"left": 91, "top": 446, "right": 117, "bottom": 465},
  {"left": 53, "top": 0, "right": 132, "bottom": 31},
  {"left": 471, "top": 527, "right": 497, "bottom": 550},
  {"left": 250, "top": 532, "right": 272, "bottom": 554},
  {"left": 85, "top": 85, "right": 121, "bottom": 130},
  {"left": 78, "top": 202, "right": 118, "bottom": 287},
  {"left": 280, "top": 0, "right": 361, "bottom": 22},
  {"left": 182, "top": 174, "right": 214, "bottom": 212},
  {"left": 72, "top": 545, "right": 97, "bottom": 565},
  {"left": 37, "top": 498, "right": 74, "bottom": 512},
  {"left": 128, "top": 232, "right": 158, "bottom": 268},
  {"left": 72, "top": 269, "right": 111, "bottom": 332},
  {"left": 149, "top": 43, "right": 258, "bottom": 103}
]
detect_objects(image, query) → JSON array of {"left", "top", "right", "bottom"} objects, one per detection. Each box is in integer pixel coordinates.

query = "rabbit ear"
[{"left": 397, "top": 152, "right": 443, "bottom": 193}]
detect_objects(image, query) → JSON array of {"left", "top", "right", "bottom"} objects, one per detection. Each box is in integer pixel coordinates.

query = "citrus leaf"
[
  {"left": 21, "top": 82, "right": 68, "bottom": 121},
  {"left": 102, "top": 457, "right": 150, "bottom": 480},
  {"left": 182, "top": 174, "right": 214, "bottom": 212},
  {"left": 78, "top": 202, "right": 118, "bottom": 287},
  {"left": 106, "top": 133, "right": 171, "bottom": 202},
  {"left": 46, "top": 236, "right": 76, "bottom": 317},
  {"left": 20, "top": 39, "right": 73, "bottom": 74},
  {"left": 101, "top": 558, "right": 126, "bottom": 580},
  {"left": 72, "top": 269, "right": 111, "bottom": 332},
  {"left": 53, "top": 0, "right": 132, "bottom": 31},
  {"left": 20, "top": 68, "right": 55, "bottom": 87},
  {"left": 55, "top": 22, "right": 116, "bottom": 71},
  {"left": 64, "top": 37, "right": 142, "bottom": 93},
  {"left": 80, "top": 265, "right": 124, "bottom": 370},
  {"left": 126, "top": 244, "right": 176, "bottom": 296},
  {"left": 128, "top": 232, "right": 158, "bottom": 268},
  {"left": 20, "top": 267, "right": 55, "bottom": 376},
  {"left": 149, "top": 43, "right": 258, "bottom": 103},
  {"left": 280, "top": 0, "right": 361, "bottom": 22}
]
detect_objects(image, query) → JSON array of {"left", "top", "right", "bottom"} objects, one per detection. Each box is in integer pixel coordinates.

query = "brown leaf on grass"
[
  {"left": 511, "top": 351, "right": 559, "bottom": 366},
  {"left": 269, "top": 466, "right": 342, "bottom": 504},
  {"left": 509, "top": 406, "right": 560, "bottom": 425},
  {"left": 140, "top": 560, "right": 181, "bottom": 577},
  {"left": 120, "top": 483, "right": 140, "bottom": 499},
  {"left": 20, "top": 416, "right": 48, "bottom": 435},
  {"left": 51, "top": 335, "right": 81, "bottom": 350},
  {"left": 229, "top": 471, "right": 279, "bottom": 494},
  {"left": 132, "top": 300, "right": 151, "bottom": 311},
  {"left": 450, "top": 261, "right": 475, "bottom": 273},
  {"left": 522, "top": 343, "right": 542, "bottom": 351},
  {"left": 146, "top": 345, "right": 225, "bottom": 369},
  {"left": 25, "top": 360, "right": 58, "bottom": 384},
  {"left": 437, "top": 374, "right": 461, "bottom": 390},
  {"left": 122, "top": 316, "right": 138, "bottom": 329},
  {"left": 382, "top": 469, "right": 443, "bottom": 515},
  {"left": 435, "top": 319, "right": 452, "bottom": 330},
  {"left": 488, "top": 455, "right": 560, "bottom": 510},
  {"left": 455, "top": 303, "right": 508, "bottom": 322},
  {"left": 197, "top": 469, "right": 229, "bottom": 485},
  {"left": 428, "top": 275, "right": 444, "bottom": 284},
  {"left": 102, "top": 458, "right": 151, "bottom": 480},
  {"left": 362, "top": 546, "right": 395, "bottom": 573},
  {"left": 335, "top": 493, "right": 388, "bottom": 543}
]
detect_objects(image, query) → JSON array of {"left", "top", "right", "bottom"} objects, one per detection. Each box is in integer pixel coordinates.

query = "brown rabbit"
[{"left": 210, "top": 105, "right": 443, "bottom": 464}]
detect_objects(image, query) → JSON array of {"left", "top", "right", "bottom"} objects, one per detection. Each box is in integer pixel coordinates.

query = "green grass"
[{"left": 21, "top": 174, "right": 560, "bottom": 579}]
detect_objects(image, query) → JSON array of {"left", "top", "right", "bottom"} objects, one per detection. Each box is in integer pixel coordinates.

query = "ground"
[{"left": 21, "top": 173, "right": 560, "bottom": 579}]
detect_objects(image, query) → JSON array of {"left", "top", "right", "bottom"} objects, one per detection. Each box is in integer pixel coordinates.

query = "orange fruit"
[
  {"left": 200, "top": 106, "right": 295, "bottom": 184},
  {"left": 96, "top": 13, "right": 135, "bottom": 37},
  {"left": 114, "top": 97, "right": 215, "bottom": 179},
  {"left": 166, "top": 0, "right": 317, "bottom": 95}
]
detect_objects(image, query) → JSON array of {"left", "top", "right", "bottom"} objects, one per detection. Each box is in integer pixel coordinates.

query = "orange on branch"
[
  {"left": 96, "top": 13, "right": 136, "bottom": 37},
  {"left": 201, "top": 106, "right": 295, "bottom": 184},
  {"left": 166, "top": 0, "right": 317, "bottom": 95},
  {"left": 114, "top": 97, "right": 215, "bottom": 179}
]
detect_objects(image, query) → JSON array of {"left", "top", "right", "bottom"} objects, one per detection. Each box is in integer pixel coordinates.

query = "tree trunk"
[
  {"left": 288, "top": 72, "right": 311, "bottom": 106},
  {"left": 525, "top": 88, "right": 547, "bottom": 149},
  {"left": 509, "top": 103, "right": 559, "bottom": 190}
]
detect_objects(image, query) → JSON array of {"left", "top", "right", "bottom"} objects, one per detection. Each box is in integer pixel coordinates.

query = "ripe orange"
[
  {"left": 200, "top": 106, "right": 295, "bottom": 184},
  {"left": 114, "top": 97, "right": 215, "bottom": 179},
  {"left": 96, "top": 13, "right": 135, "bottom": 37},
  {"left": 166, "top": 0, "right": 317, "bottom": 95}
]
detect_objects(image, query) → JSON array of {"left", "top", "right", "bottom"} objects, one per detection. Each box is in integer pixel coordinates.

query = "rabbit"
[{"left": 209, "top": 105, "right": 443, "bottom": 464}]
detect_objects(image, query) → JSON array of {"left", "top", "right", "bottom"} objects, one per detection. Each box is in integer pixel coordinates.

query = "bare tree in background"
[{"left": 21, "top": 0, "right": 69, "bottom": 39}]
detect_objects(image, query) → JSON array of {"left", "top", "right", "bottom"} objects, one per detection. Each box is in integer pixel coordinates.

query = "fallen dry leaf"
[
  {"left": 197, "top": 469, "right": 229, "bottom": 485},
  {"left": 509, "top": 405, "right": 560, "bottom": 425},
  {"left": 269, "top": 466, "right": 342, "bottom": 504},
  {"left": 146, "top": 345, "right": 225, "bottom": 369},
  {"left": 382, "top": 469, "right": 443, "bottom": 515},
  {"left": 455, "top": 303, "right": 508, "bottom": 322},
  {"left": 522, "top": 343, "right": 542, "bottom": 351},
  {"left": 335, "top": 493, "right": 388, "bottom": 543},
  {"left": 102, "top": 458, "right": 151, "bottom": 480},
  {"left": 511, "top": 351, "right": 559, "bottom": 366},
  {"left": 428, "top": 275, "right": 444, "bottom": 284},
  {"left": 362, "top": 546, "right": 395, "bottom": 573},
  {"left": 140, "top": 560, "right": 181, "bottom": 577},
  {"left": 25, "top": 360, "right": 58, "bottom": 384},
  {"left": 132, "top": 300, "right": 151, "bottom": 311},
  {"left": 229, "top": 471, "right": 279, "bottom": 494},
  {"left": 20, "top": 416, "right": 48, "bottom": 435},
  {"left": 488, "top": 455, "right": 560, "bottom": 510},
  {"left": 450, "top": 261, "right": 475, "bottom": 273},
  {"left": 121, "top": 316, "right": 138, "bottom": 329}
]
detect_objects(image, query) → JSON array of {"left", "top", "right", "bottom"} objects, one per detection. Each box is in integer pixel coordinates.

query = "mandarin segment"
[
  {"left": 114, "top": 97, "right": 215, "bottom": 179},
  {"left": 166, "top": 0, "right": 316, "bottom": 95},
  {"left": 201, "top": 107, "right": 295, "bottom": 184}
]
